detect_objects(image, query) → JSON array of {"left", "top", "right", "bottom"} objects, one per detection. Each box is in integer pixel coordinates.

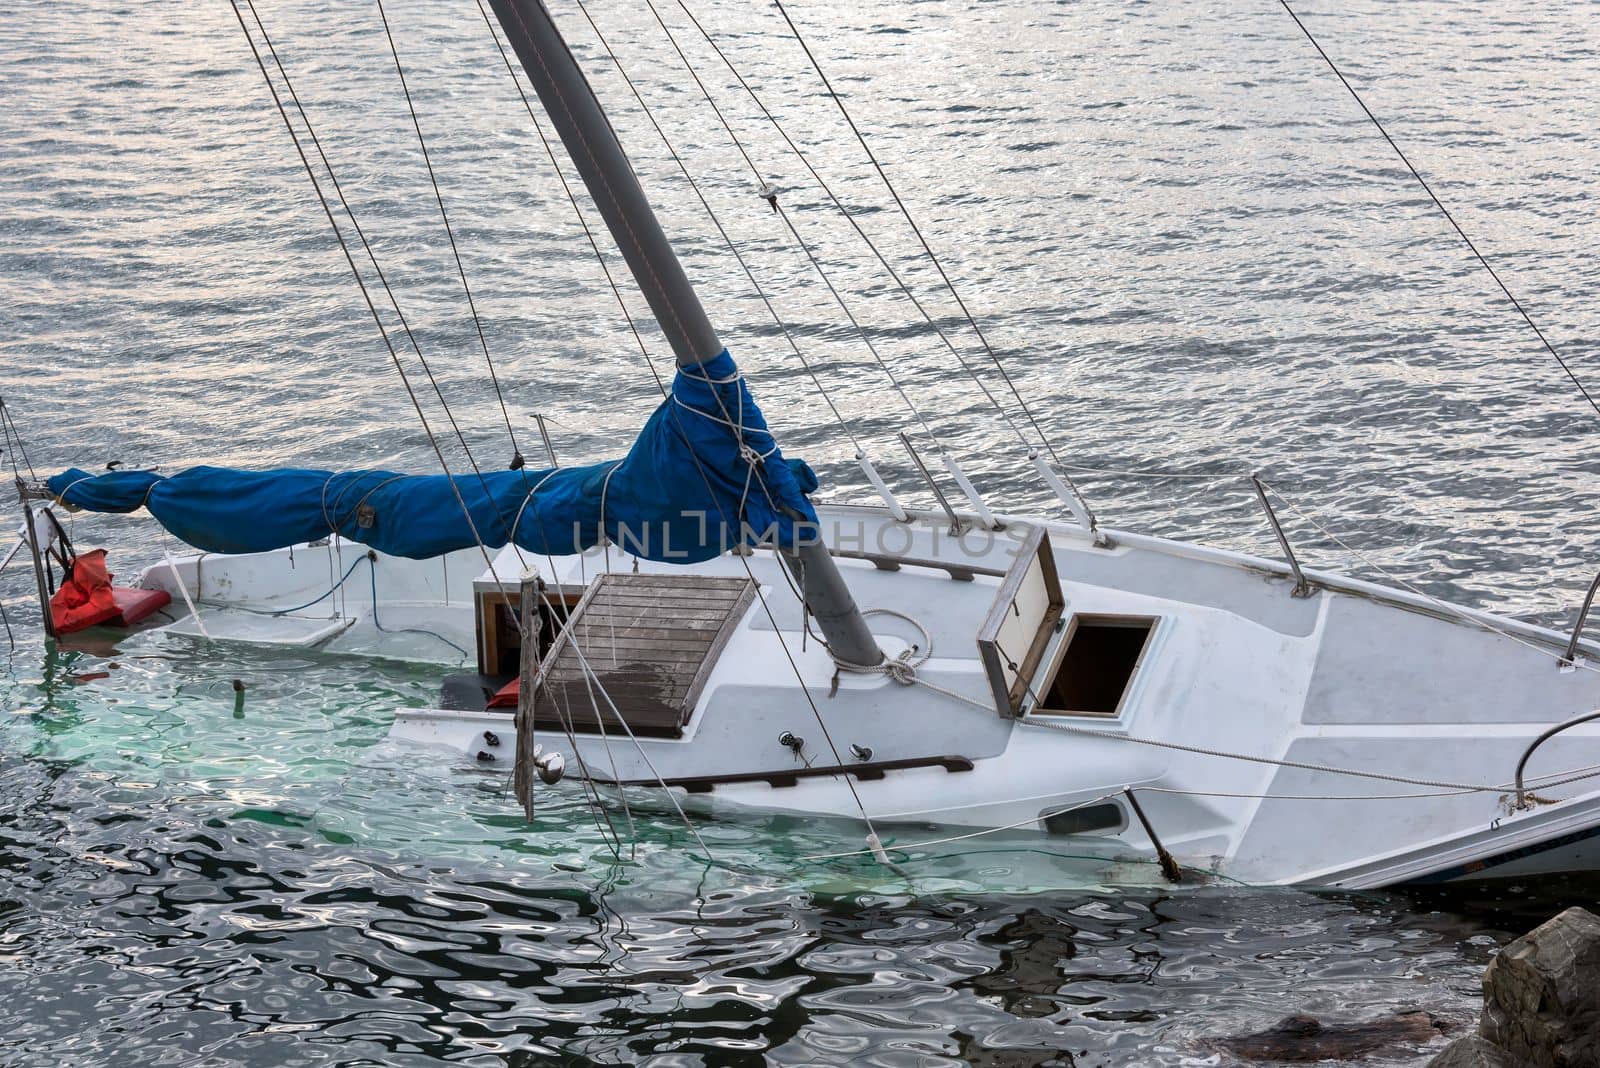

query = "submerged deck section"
[{"left": 530, "top": 572, "right": 755, "bottom": 739}]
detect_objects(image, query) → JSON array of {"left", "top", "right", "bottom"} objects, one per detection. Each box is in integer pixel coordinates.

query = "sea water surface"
[{"left": 3, "top": 1, "right": 1600, "bottom": 1064}]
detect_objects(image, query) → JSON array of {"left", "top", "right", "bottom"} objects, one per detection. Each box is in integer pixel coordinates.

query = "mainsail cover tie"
[{"left": 45, "top": 350, "right": 818, "bottom": 563}]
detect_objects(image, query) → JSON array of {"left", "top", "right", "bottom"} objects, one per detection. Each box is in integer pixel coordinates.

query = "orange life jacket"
[{"left": 49, "top": 548, "right": 121, "bottom": 634}]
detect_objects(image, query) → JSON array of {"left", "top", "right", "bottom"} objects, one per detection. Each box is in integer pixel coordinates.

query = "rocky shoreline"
[
  {"left": 1428, "top": 906, "right": 1600, "bottom": 1068},
  {"left": 1208, "top": 907, "right": 1599, "bottom": 1065}
]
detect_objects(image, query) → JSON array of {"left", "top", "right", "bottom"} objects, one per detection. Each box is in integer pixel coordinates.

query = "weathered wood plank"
[
  {"left": 588, "top": 592, "right": 748, "bottom": 611},
  {"left": 555, "top": 635, "right": 713, "bottom": 656},
  {"left": 565, "top": 630, "right": 724, "bottom": 652},
  {"left": 582, "top": 573, "right": 750, "bottom": 590},
  {"left": 553, "top": 645, "right": 704, "bottom": 661},
  {"left": 576, "top": 609, "right": 732, "bottom": 627},
  {"left": 525, "top": 572, "right": 756, "bottom": 740}
]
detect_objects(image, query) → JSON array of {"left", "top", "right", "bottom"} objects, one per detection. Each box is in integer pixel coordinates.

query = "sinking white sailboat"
[{"left": 12, "top": 0, "right": 1600, "bottom": 889}]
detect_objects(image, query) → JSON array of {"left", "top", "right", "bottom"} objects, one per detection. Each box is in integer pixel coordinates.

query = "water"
[{"left": 3, "top": 0, "right": 1599, "bottom": 1063}]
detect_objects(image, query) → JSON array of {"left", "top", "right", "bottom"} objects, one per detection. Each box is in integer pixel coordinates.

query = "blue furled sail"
[{"left": 46, "top": 351, "right": 818, "bottom": 564}]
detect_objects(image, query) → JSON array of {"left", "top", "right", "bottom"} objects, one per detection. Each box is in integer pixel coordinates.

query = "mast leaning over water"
[{"left": 485, "top": 0, "right": 881, "bottom": 667}]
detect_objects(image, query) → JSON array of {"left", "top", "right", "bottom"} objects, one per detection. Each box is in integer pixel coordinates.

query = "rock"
[
  {"left": 1211, "top": 1010, "right": 1448, "bottom": 1062},
  {"left": 1429, "top": 1036, "right": 1533, "bottom": 1068},
  {"left": 1482, "top": 906, "right": 1600, "bottom": 1068}
]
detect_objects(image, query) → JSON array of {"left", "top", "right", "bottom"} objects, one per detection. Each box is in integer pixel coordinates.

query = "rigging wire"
[
  {"left": 502, "top": 502, "right": 633, "bottom": 858},
  {"left": 374, "top": 0, "right": 528, "bottom": 470},
  {"left": 766, "top": 0, "right": 1067, "bottom": 462},
  {"left": 473, "top": 0, "right": 671, "bottom": 400},
  {"left": 672, "top": 0, "right": 1104, "bottom": 526},
  {"left": 1277, "top": 0, "right": 1600, "bottom": 422},
  {"left": 232, "top": 0, "right": 522, "bottom": 636},
  {"left": 485, "top": 2, "right": 885, "bottom": 845},
  {"left": 520, "top": 494, "right": 715, "bottom": 859},
  {"left": 491, "top": 0, "right": 704, "bottom": 365},
  {"left": 566, "top": 2, "right": 885, "bottom": 836},
  {"left": 246, "top": 1, "right": 519, "bottom": 524},
  {"left": 556, "top": 1, "right": 805, "bottom": 529},
  {"left": 671, "top": 0, "right": 1035, "bottom": 457},
  {"left": 634, "top": 0, "right": 940, "bottom": 453},
  {"left": 566, "top": 0, "right": 862, "bottom": 452},
  {"left": 0, "top": 399, "right": 38, "bottom": 483}
]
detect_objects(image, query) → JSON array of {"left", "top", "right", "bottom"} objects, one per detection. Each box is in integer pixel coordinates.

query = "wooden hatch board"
[{"left": 529, "top": 572, "right": 755, "bottom": 739}]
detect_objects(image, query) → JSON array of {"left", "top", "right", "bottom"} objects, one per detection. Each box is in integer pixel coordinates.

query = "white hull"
[{"left": 124, "top": 502, "right": 1600, "bottom": 889}]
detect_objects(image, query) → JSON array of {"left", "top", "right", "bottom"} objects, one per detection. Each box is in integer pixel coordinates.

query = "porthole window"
[{"left": 1041, "top": 801, "right": 1126, "bottom": 836}]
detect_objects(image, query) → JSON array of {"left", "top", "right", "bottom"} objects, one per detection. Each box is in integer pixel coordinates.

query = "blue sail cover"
[{"left": 46, "top": 350, "right": 818, "bottom": 564}]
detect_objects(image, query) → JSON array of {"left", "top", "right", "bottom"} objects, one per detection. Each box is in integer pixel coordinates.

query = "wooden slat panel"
[
  {"left": 556, "top": 634, "right": 715, "bottom": 654},
  {"left": 583, "top": 573, "right": 748, "bottom": 589},
  {"left": 529, "top": 572, "right": 755, "bottom": 740},
  {"left": 576, "top": 597, "right": 736, "bottom": 613},
  {"left": 557, "top": 649, "right": 708, "bottom": 667},
  {"left": 571, "top": 635, "right": 721, "bottom": 655}
]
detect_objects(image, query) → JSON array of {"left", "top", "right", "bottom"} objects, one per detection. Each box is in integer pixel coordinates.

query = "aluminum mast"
[{"left": 485, "top": 0, "right": 880, "bottom": 667}]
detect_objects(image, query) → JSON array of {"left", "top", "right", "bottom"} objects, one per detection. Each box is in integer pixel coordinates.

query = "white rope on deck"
[{"left": 828, "top": 607, "right": 995, "bottom": 711}]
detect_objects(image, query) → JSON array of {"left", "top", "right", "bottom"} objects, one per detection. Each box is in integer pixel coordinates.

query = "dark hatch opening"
[{"left": 1036, "top": 615, "right": 1155, "bottom": 717}]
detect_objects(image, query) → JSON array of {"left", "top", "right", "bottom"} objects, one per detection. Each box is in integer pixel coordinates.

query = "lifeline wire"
[
  {"left": 1278, "top": 0, "right": 1600, "bottom": 421},
  {"left": 1258, "top": 478, "right": 1600, "bottom": 679}
]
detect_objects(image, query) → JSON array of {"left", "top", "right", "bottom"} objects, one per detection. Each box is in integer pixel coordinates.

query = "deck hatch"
[
  {"left": 528, "top": 572, "right": 755, "bottom": 739},
  {"left": 1032, "top": 614, "right": 1157, "bottom": 718}
]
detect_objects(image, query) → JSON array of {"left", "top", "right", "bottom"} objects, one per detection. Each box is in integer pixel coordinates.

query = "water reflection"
[{"left": 7, "top": 0, "right": 1600, "bottom": 1062}]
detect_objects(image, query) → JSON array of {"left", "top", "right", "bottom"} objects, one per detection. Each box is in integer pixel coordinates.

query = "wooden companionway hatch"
[{"left": 526, "top": 572, "right": 756, "bottom": 739}]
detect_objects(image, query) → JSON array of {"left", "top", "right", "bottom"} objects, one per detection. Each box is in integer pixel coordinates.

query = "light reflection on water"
[{"left": 3, "top": 0, "right": 1599, "bottom": 1063}]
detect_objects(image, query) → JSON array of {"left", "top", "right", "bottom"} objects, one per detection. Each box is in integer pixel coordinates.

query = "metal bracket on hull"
[
  {"left": 942, "top": 453, "right": 1000, "bottom": 530},
  {"left": 856, "top": 451, "right": 909, "bottom": 523},
  {"left": 899, "top": 432, "right": 961, "bottom": 535}
]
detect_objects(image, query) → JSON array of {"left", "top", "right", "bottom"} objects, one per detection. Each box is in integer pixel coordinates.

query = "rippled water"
[{"left": 4, "top": 0, "right": 1600, "bottom": 1063}]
